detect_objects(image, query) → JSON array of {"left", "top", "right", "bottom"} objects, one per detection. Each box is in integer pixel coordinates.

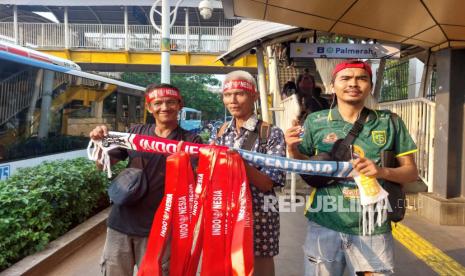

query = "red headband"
[
  {"left": 332, "top": 61, "right": 372, "bottom": 80},
  {"left": 145, "top": 87, "right": 182, "bottom": 103},
  {"left": 223, "top": 80, "right": 256, "bottom": 94}
]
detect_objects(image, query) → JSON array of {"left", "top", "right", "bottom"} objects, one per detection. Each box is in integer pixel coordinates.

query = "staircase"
[
  {"left": 0, "top": 69, "right": 37, "bottom": 126},
  {"left": 0, "top": 70, "right": 117, "bottom": 131}
]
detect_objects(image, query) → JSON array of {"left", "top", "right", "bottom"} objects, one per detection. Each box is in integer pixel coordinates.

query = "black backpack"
[{"left": 381, "top": 113, "right": 406, "bottom": 222}]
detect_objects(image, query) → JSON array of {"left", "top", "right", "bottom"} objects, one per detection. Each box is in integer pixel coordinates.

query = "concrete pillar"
[
  {"left": 161, "top": 0, "right": 171, "bottom": 84},
  {"left": 128, "top": 96, "right": 137, "bottom": 123},
  {"left": 314, "top": 59, "right": 345, "bottom": 93},
  {"left": 185, "top": 8, "right": 189, "bottom": 52},
  {"left": 13, "top": 5, "right": 18, "bottom": 44},
  {"left": 433, "top": 49, "right": 465, "bottom": 198},
  {"left": 256, "top": 46, "right": 270, "bottom": 123},
  {"left": 266, "top": 46, "right": 280, "bottom": 113},
  {"left": 124, "top": 6, "right": 129, "bottom": 51},
  {"left": 64, "top": 7, "right": 69, "bottom": 49},
  {"left": 408, "top": 58, "right": 424, "bottom": 99},
  {"left": 38, "top": 70, "right": 54, "bottom": 139},
  {"left": 419, "top": 51, "right": 435, "bottom": 98},
  {"left": 373, "top": 58, "right": 386, "bottom": 103},
  {"left": 26, "top": 69, "right": 44, "bottom": 135},
  {"left": 91, "top": 101, "right": 103, "bottom": 118},
  {"left": 116, "top": 92, "right": 125, "bottom": 130}
]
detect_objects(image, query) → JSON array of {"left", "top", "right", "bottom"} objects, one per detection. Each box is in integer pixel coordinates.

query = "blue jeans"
[{"left": 303, "top": 221, "right": 394, "bottom": 275}]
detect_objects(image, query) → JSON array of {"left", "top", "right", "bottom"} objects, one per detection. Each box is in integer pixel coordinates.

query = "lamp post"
[{"left": 150, "top": 0, "right": 183, "bottom": 84}]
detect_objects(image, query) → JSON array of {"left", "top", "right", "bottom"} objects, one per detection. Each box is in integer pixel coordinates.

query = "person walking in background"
[
  {"left": 297, "top": 86, "right": 330, "bottom": 124},
  {"left": 281, "top": 77, "right": 297, "bottom": 99}
]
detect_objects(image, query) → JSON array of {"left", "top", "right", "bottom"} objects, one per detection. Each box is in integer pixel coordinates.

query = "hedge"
[{"left": 0, "top": 158, "right": 126, "bottom": 270}]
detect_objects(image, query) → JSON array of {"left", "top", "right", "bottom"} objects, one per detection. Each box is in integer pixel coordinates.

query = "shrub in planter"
[{"left": 0, "top": 158, "right": 126, "bottom": 270}]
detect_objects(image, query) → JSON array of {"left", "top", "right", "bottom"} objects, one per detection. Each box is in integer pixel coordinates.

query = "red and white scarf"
[
  {"left": 137, "top": 147, "right": 254, "bottom": 276},
  {"left": 87, "top": 131, "right": 353, "bottom": 179}
]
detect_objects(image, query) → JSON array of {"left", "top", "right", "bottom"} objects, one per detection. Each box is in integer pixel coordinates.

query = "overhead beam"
[
  {"left": 87, "top": 6, "right": 102, "bottom": 24},
  {"left": 39, "top": 49, "right": 258, "bottom": 72}
]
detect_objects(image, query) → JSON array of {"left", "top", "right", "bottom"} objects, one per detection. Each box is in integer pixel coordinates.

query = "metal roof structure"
[
  {"left": 222, "top": 0, "right": 465, "bottom": 51},
  {"left": 0, "top": 1, "right": 238, "bottom": 27},
  {"left": 218, "top": 20, "right": 304, "bottom": 64}
]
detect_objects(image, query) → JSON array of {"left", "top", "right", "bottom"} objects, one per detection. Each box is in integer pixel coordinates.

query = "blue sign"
[{"left": 0, "top": 165, "right": 10, "bottom": 181}]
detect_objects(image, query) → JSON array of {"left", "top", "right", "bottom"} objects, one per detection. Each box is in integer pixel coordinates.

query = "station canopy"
[{"left": 222, "top": 0, "right": 465, "bottom": 51}]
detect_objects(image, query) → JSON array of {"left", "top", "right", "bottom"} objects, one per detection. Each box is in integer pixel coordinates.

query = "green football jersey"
[{"left": 298, "top": 108, "right": 417, "bottom": 235}]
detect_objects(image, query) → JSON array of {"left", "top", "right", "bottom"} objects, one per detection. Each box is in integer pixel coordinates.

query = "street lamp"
[{"left": 150, "top": 0, "right": 183, "bottom": 84}]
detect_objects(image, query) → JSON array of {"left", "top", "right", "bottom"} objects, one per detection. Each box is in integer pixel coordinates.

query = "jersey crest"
[{"left": 372, "top": 130, "right": 387, "bottom": 146}]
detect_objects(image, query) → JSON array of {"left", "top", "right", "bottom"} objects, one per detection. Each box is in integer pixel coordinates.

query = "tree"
[
  {"left": 380, "top": 60, "right": 409, "bottom": 102},
  {"left": 121, "top": 72, "right": 225, "bottom": 120}
]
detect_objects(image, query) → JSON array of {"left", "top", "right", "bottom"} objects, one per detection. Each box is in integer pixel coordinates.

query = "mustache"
[{"left": 344, "top": 89, "right": 362, "bottom": 93}]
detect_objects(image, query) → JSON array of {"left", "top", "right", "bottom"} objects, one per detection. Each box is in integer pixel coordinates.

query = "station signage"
[{"left": 290, "top": 43, "right": 400, "bottom": 59}]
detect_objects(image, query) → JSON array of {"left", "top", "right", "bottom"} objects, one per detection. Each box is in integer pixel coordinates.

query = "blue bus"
[{"left": 179, "top": 107, "right": 202, "bottom": 133}]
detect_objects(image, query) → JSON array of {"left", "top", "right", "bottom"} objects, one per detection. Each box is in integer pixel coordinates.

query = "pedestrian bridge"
[{"left": 0, "top": 22, "right": 257, "bottom": 73}]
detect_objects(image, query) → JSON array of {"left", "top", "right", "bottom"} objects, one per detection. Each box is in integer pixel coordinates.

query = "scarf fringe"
[
  {"left": 361, "top": 197, "right": 389, "bottom": 236},
  {"left": 87, "top": 139, "right": 114, "bottom": 178}
]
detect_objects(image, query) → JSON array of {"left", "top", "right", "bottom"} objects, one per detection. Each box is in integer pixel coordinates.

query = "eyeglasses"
[{"left": 149, "top": 99, "right": 180, "bottom": 109}]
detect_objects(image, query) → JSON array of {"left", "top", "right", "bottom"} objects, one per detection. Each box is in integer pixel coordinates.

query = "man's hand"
[
  {"left": 176, "top": 141, "right": 184, "bottom": 152},
  {"left": 284, "top": 119, "right": 309, "bottom": 160},
  {"left": 352, "top": 154, "right": 418, "bottom": 185},
  {"left": 285, "top": 120, "right": 303, "bottom": 153},
  {"left": 352, "top": 157, "right": 386, "bottom": 178},
  {"left": 89, "top": 125, "right": 110, "bottom": 169},
  {"left": 89, "top": 125, "right": 109, "bottom": 140}
]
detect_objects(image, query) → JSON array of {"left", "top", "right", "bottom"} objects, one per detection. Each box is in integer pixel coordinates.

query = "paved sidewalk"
[{"left": 39, "top": 207, "right": 465, "bottom": 276}]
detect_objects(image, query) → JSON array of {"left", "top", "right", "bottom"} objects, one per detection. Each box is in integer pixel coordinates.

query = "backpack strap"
[
  {"left": 258, "top": 121, "right": 271, "bottom": 148},
  {"left": 242, "top": 120, "right": 271, "bottom": 151},
  {"left": 389, "top": 112, "right": 399, "bottom": 152},
  {"left": 333, "top": 107, "right": 370, "bottom": 161},
  {"left": 216, "top": 121, "right": 229, "bottom": 138},
  {"left": 217, "top": 119, "right": 271, "bottom": 151}
]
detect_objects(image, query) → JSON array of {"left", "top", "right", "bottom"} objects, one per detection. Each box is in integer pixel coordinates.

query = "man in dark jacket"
[{"left": 90, "top": 83, "right": 201, "bottom": 276}]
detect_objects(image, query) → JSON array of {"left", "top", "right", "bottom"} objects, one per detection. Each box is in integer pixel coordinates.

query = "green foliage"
[
  {"left": 380, "top": 60, "right": 409, "bottom": 102},
  {"left": 316, "top": 35, "right": 349, "bottom": 43},
  {"left": 0, "top": 158, "right": 126, "bottom": 270},
  {"left": 121, "top": 72, "right": 224, "bottom": 120},
  {"left": 198, "top": 129, "right": 212, "bottom": 143}
]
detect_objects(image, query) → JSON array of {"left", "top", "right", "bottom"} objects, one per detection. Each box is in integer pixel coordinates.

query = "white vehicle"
[{"left": 0, "top": 40, "right": 81, "bottom": 70}]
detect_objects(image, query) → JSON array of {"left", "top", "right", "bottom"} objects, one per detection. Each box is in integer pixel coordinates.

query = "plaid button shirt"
[{"left": 212, "top": 114, "right": 286, "bottom": 256}]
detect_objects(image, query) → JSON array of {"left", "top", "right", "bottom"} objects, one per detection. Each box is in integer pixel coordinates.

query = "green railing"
[{"left": 380, "top": 61, "right": 409, "bottom": 102}]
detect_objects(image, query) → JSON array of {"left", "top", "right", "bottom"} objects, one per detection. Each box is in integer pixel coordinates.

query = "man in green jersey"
[{"left": 285, "top": 60, "right": 418, "bottom": 275}]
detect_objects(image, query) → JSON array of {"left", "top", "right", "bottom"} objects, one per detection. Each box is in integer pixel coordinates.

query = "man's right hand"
[
  {"left": 284, "top": 120, "right": 306, "bottom": 159},
  {"left": 89, "top": 125, "right": 109, "bottom": 140}
]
